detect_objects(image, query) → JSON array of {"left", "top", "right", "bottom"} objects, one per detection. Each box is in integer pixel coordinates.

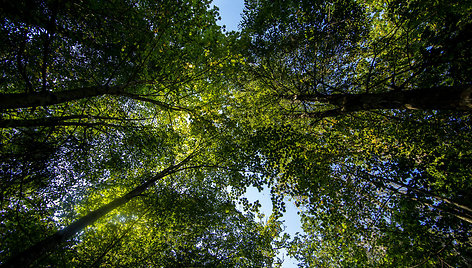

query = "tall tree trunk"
[
  {"left": 0, "top": 85, "right": 123, "bottom": 109},
  {"left": 293, "top": 86, "right": 472, "bottom": 118},
  {"left": 0, "top": 85, "right": 186, "bottom": 112},
  {"left": 0, "top": 115, "right": 149, "bottom": 128},
  {"left": 1, "top": 154, "right": 195, "bottom": 268}
]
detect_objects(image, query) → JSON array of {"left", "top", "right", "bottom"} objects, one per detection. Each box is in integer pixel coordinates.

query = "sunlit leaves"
[{"left": 66, "top": 176, "right": 280, "bottom": 267}]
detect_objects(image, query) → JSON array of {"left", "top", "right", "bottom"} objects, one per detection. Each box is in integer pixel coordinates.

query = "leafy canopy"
[{"left": 1, "top": 0, "right": 472, "bottom": 267}]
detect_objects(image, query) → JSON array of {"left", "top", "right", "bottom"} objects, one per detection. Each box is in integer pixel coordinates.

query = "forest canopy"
[{"left": 1, "top": 0, "right": 471, "bottom": 267}]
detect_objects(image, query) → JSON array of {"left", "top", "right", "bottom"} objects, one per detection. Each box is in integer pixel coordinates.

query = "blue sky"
[
  {"left": 211, "top": 1, "right": 302, "bottom": 267},
  {"left": 211, "top": 0, "right": 245, "bottom": 32}
]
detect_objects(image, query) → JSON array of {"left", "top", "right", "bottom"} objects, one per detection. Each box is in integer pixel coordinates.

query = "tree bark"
[
  {"left": 293, "top": 86, "right": 472, "bottom": 118},
  {"left": 1, "top": 153, "right": 195, "bottom": 268},
  {"left": 0, "top": 85, "right": 123, "bottom": 110},
  {"left": 0, "top": 85, "right": 188, "bottom": 112},
  {"left": 0, "top": 116, "right": 150, "bottom": 128}
]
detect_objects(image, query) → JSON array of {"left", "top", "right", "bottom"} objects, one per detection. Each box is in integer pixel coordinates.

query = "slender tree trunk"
[
  {"left": 293, "top": 86, "right": 472, "bottom": 118},
  {"left": 1, "top": 154, "right": 194, "bottom": 268}
]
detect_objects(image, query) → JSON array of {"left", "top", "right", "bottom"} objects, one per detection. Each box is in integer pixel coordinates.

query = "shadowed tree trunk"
[
  {"left": 289, "top": 85, "right": 472, "bottom": 118},
  {"left": 0, "top": 115, "right": 153, "bottom": 128},
  {"left": 0, "top": 84, "right": 188, "bottom": 112},
  {"left": 0, "top": 85, "right": 123, "bottom": 110}
]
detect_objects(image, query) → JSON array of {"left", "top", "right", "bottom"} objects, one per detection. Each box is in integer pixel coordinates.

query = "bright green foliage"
[{"left": 57, "top": 177, "right": 280, "bottom": 267}]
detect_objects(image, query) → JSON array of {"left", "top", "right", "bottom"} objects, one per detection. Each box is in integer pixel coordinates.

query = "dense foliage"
[{"left": 1, "top": 0, "right": 471, "bottom": 267}]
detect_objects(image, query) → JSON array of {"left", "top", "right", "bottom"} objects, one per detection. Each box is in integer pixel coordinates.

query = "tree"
[
  {"left": 2, "top": 155, "right": 192, "bottom": 267},
  {"left": 1, "top": 0, "right": 283, "bottom": 267},
  {"left": 2, "top": 151, "right": 282, "bottom": 267},
  {"left": 0, "top": 0, "right": 226, "bottom": 193},
  {"left": 240, "top": 0, "right": 472, "bottom": 266},
  {"left": 241, "top": 0, "right": 472, "bottom": 116}
]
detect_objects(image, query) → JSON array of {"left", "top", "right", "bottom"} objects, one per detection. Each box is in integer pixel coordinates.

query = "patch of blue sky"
[{"left": 211, "top": 0, "right": 245, "bottom": 32}]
